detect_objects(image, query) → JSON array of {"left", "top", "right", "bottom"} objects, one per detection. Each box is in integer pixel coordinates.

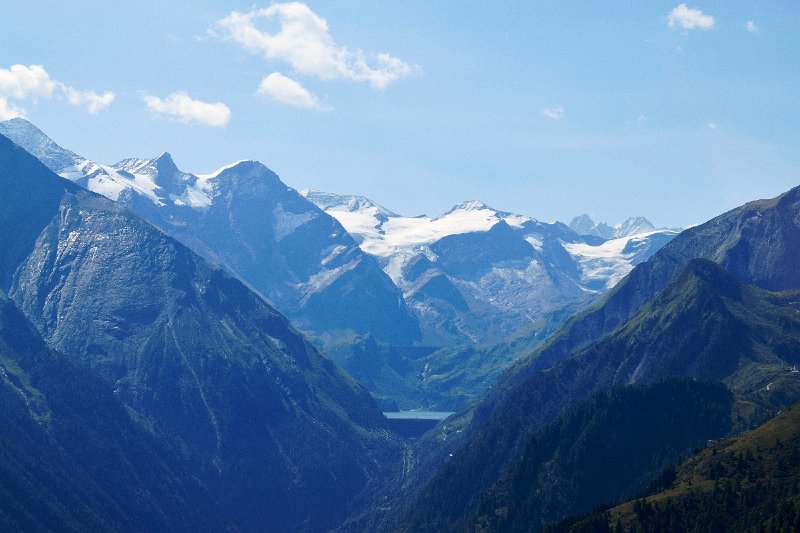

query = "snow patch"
[
  {"left": 564, "top": 230, "right": 678, "bottom": 288},
  {"left": 273, "top": 203, "right": 315, "bottom": 241},
  {"left": 196, "top": 160, "right": 254, "bottom": 181},
  {"left": 67, "top": 160, "right": 163, "bottom": 205},
  {"left": 321, "top": 245, "right": 348, "bottom": 266},
  {"left": 298, "top": 258, "right": 360, "bottom": 297}
]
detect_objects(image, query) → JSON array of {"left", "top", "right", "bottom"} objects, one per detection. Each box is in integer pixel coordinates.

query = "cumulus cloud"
[
  {"left": 212, "top": 3, "right": 412, "bottom": 89},
  {"left": 542, "top": 106, "right": 565, "bottom": 121},
  {"left": 143, "top": 91, "right": 231, "bottom": 127},
  {"left": 746, "top": 21, "right": 759, "bottom": 33},
  {"left": 257, "top": 72, "right": 331, "bottom": 110},
  {"left": 668, "top": 4, "right": 715, "bottom": 30},
  {"left": 0, "top": 64, "right": 55, "bottom": 100},
  {"left": 61, "top": 86, "right": 115, "bottom": 114},
  {"left": 0, "top": 64, "right": 114, "bottom": 117}
]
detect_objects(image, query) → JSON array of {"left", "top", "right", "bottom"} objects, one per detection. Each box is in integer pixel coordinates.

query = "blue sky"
[{"left": 1, "top": 1, "right": 799, "bottom": 227}]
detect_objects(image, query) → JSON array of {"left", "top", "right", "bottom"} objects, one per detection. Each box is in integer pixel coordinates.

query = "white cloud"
[
  {"left": 542, "top": 106, "right": 565, "bottom": 121},
  {"left": 257, "top": 72, "right": 331, "bottom": 110},
  {"left": 746, "top": 21, "right": 759, "bottom": 33},
  {"left": 0, "top": 64, "right": 56, "bottom": 100},
  {"left": 0, "top": 97, "right": 25, "bottom": 120},
  {"left": 0, "top": 64, "right": 114, "bottom": 116},
  {"left": 707, "top": 122, "right": 717, "bottom": 129},
  {"left": 668, "top": 4, "right": 715, "bottom": 30},
  {"left": 143, "top": 91, "right": 231, "bottom": 127},
  {"left": 61, "top": 86, "right": 115, "bottom": 114},
  {"left": 212, "top": 3, "right": 412, "bottom": 89}
]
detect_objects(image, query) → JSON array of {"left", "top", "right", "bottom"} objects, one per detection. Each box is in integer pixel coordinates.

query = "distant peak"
[
  {"left": 570, "top": 214, "right": 661, "bottom": 239},
  {"left": 209, "top": 159, "right": 266, "bottom": 176},
  {"left": 198, "top": 160, "right": 284, "bottom": 192},
  {"left": 2, "top": 116, "right": 36, "bottom": 128},
  {"left": 570, "top": 214, "right": 594, "bottom": 226},
  {"left": 112, "top": 152, "right": 181, "bottom": 177},
  {"left": 569, "top": 214, "right": 604, "bottom": 237},
  {"left": 443, "top": 200, "right": 494, "bottom": 215},
  {"left": 0, "top": 116, "right": 48, "bottom": 139},
  {"left": 151, "top": 152, "right": 179, "bottom": 174},
  {"left": 0, "top": 117, "right": 85, "bottom": 173},
  {"left": 618, "top": 215, "right": 654, "bottom": 227},
  {"left": 615, "top": 216, "right": 657, "bottom": 238},
  {"left": 303, "top": 189, "right": 398, "bottom": 217},
  {"left": 196, "top": 160, "right": 261, "bottom": 180}
]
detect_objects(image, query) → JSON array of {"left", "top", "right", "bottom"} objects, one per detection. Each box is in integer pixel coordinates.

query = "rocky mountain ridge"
[
  {"left": 0, "top": 131, "right": 401, "bottom": 532},
  {"left": 0, "top": 118, "right": 419, "bottom": 347},
  {"left": 304, "top": 189, "right": 680, "bottom": 345}
]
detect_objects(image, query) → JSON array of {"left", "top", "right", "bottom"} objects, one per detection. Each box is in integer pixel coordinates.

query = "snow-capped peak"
[
  {"left": 197, "top": 159, "right": 256, "bottom": 180},
  {"left": 569, "top": 214, "right": 596, "bottom": 235},
  {"left": 112, "top": 157, "right": 151, "bottom": 173},
  {"left": 112, "top": 152, "right": 179, "bottom": 178},
  {"left": 440, "top": 200, "right": 494, "bottom": 217},
  {"left": 0, "top": 117, "right": 47, "bottom": 142},
  {"left": 570, "top": 214, "right": 662, "bottom": 239},
  {"left": 614, "top": 216, "right": 655, "bottom": 238},
  {"left": 307, "top": 190, "right": 536, "bottom": 261},
  {"left": 302, "top": 190, "right": 398, "bottom": 217},
  {"left": 149, "top": 152, "right": 179, "bottom": 176},
  {"left": 0, "top": 117, "right": 85, "bottom": 172},
  {"left": 437, "top": 200, "right": 532, "bottom": 229},
  {"left": 569, "top": 214, "right": 614, "bottom": 239}
]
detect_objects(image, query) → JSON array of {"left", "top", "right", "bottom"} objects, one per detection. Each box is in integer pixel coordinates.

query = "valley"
[
  {"left": 1, "top": 4, "right": 797, "bottom": 528},
  {"left": 2, "top": 119, "right": 798, "bottom": 533}
]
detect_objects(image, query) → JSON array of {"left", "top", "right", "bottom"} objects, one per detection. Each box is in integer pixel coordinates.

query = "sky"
[{"left": 1, "top": 1, "right": 799, "bottom": 228}]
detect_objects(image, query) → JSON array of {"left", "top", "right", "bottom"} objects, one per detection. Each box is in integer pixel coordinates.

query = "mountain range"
[
  {"left": 304, "top": 190, "right": 679, "bottom": 345},
  {"left": 0, "top": 117, "right": 419, "bottom": 347},
  {"left": 0, "top": 116, "right": 679, "bottom": 352},
  {"left": 2, "top": 116, "right": 798, "bottom": 532},
  {"left": 0, "top": 117, "right": 679, "bottom": 411},
  {"left": 568, "top": 213, "right": 674, "bottom": 240},
  {"left": 391, "top": 182, "right": 800, "bottom": 532},
  {"left": 0, "top": 131, "right": 401, "bottom": 532},
  {"left": 302, "top": 189, "right": 678, "bottom": 408}
]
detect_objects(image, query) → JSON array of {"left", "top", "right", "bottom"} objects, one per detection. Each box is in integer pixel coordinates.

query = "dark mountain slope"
[
  {"left": 401, "top": 259, "right": 800, "bottom": 531},
  {"left": 390, "top": 184, "right": 800, "bottom": 527},
  {"left": 551, "top": 400, "right": 800, "bottom": 533},
  {"left": 384, "top": 187, "right": 800, "bottom": 509},
  {"left": 0, "top": 133, "right": 399, "bottom": 532},
  {"left": 470, "top": 379, "right": 736, "bottom": 533},
  {"left": 0, "top": 293, "right": 229, "bottom": 532}
]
